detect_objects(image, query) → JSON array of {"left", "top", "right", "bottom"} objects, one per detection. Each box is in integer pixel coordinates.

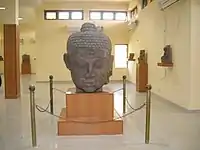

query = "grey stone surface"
[{"left": 63, "top": 22, "right": 113, "bottom": 93}]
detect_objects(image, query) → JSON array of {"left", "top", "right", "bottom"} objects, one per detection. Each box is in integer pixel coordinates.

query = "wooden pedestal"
[
  {"left": 136, "top": 63, "right": 148, "bottom": 92},
  {"left": 21, "top": 62, "right": 31, "bottom": 74},
  {"left": 57, "top": 92, "right": 123, "bottom": 136},
  {"left": 21, "top": 54, "right": 31, "bottom": 74}
]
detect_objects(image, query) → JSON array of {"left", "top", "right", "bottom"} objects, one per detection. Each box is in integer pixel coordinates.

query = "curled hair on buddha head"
[{"left": 80, "top": 22, "right": 97, "bottom": 32}]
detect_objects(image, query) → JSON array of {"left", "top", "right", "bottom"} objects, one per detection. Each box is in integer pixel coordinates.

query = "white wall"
[
  {"left": 128, "top": 0, "right": 191, "bottom": 109},
  {"left": 20, "top": 31, "right": 36, "bottom": 74},
  {"left": 189, "top": 0, "right": 200, "bottom": 109},
  {"left": 0, "top": 26, "right": 36, "bottom": 74},
  {"left": 36, "top": 23, "right": 72, "bottom": 81}
]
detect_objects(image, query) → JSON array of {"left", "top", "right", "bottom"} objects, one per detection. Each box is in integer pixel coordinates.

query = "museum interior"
[{"left": 0, "top": 0, "right": 200, "bottom": 149}]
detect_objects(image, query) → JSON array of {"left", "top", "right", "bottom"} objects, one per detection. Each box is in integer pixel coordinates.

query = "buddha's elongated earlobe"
[
  {"left": 109, "top": 55, "right": 114, "bottom": 76},
  {"left": 63, "top": 53, "right": 71, "bottom": 70}
]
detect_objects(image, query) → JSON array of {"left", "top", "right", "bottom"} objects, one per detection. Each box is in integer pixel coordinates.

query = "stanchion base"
[{"left": 57, "top": 108, "right": 123, "bottom": 135}]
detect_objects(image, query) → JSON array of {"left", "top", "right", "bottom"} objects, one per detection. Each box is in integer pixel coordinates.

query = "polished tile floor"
[{"left": 0, "top": 75, "right": 200, "bottom": 150}]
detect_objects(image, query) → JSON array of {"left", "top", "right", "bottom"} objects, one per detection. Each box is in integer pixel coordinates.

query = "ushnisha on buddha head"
[{"left": 63, "top": 22, "right": 113, "bottom": 93}]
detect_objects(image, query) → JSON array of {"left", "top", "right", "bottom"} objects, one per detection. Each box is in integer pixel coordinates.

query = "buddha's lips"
[
  {"left": 84, "top": 81, "right": 94, "bottom": 85},
  {"left": 82, "top": 79, "right": 95, "bottom": 86}
]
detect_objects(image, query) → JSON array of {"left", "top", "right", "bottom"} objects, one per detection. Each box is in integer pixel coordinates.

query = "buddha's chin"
[
  {"left": 73, "top": 79, "right": 104, "bottom": 93},
  {"left": 82, "top": 86, "right": 102, "bottom": 93}
]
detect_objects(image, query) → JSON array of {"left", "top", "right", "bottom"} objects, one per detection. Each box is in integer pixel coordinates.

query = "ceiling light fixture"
[
  {"left": 18, "top": 17, "right": 23, "bottom": 20},
  {"left": 0, "top": 7, "right": 6, "bottom": 10}
]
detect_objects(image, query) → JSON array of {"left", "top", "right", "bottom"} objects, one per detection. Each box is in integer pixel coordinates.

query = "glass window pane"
[
  {"left": 115, "top": 12, "right": 127, "bottom": 21},
  {"left": 114, "top": 45, "right": 127, "bottom": 68},
  {"left": 46, "top": 12, "right": 56, "bottom": 20},
  {"left": 58, "top": 12, "right": 69, "bottom": 19},
  {"left": 71, "top": 11, "right": 83, "bottom": 20},
  {"left": 90, "top": 12, "right": 101, "bottom": 20},
  {"left": 103, "top": 12, "right": 114, "bottom": 20}
]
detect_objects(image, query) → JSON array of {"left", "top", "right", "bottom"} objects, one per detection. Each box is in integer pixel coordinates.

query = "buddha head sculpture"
[{"left": 63, "top": 22, "right": 113, "bottom": 93}]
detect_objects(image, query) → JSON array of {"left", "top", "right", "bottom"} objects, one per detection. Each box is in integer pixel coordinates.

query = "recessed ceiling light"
[
  {"left": 0, "top": 7, "right": 6, "bottom": 10},
  {"left": 18, "top": 17, "right": 23, "bottom": 20}
]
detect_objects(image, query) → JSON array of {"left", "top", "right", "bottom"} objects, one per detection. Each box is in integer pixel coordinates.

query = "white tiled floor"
[{"left": 0, "top": 75, "right": 200, "bottom": 150}]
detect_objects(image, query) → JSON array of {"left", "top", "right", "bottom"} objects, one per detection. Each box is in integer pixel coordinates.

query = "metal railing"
[
  {"left": 29, "top": 85, "right": 37, "bottom": 147},
  {"left": 49, "top": 75, "right": 54, "bottom": 114},
  {"left": 29, "top": 75, "right": 152, "bottom": 147},
  {"left": 145, "top": 84, "right": 152, "bottom": 144},
  {"left": 122, "top": 75, "right": 127, "bottom": 114}
]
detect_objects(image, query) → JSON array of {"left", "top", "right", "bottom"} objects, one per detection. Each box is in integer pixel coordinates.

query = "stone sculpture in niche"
[
  {"left": 63, "top": 22, "right": 113, "bottom": 93},
  {"left": 161, "top": 45, "right": 172, "bottom": 64}
]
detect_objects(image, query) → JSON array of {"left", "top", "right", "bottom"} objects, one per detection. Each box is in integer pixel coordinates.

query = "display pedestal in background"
[
  {"left": 136, "top": 63, "right": 148, "bottom": 92},
  {"left": 21, "top": 62, "right": 31, "bottom": 74},
  {"left": 21, "top": 54, "right": 31, "bottom": 74}
]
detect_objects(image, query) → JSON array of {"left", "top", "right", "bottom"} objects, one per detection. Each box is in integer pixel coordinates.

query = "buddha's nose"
[{"left": 86, "top": 64, "right": 95, "bottom": 78}]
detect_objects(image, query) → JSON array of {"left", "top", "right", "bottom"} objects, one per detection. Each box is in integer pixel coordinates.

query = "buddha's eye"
[{"left": 74, "top": 60, "right": 86, "bottom": 67}]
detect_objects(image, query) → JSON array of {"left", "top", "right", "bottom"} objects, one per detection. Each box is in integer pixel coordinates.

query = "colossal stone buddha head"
[{"left": 63, "top": 22, "right": 113, "bottom": 93}]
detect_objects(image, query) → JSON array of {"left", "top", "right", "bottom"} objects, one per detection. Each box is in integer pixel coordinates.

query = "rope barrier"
[
  {"left": 36, "top": 84, "right": 143, "bottom": 123},
  {"left": 52, "top": 87, "right": 66, "bottom": 94},
  {"left": 112, "top": 88, "right": 123, "bottom": 93},
  {"left": 35, "top": 102, "right": 145, "bottom": 124},
  {"left": 53, "top": 87, "right": 123, "bottom": 94},
  {"left": 126, "top": 98, "right": 138, "bottom": 111},
  {"left": 114, "top": 108, "right": 123, "bottom": 119},
  {"left": 35, "top": 87, "right": 124, "bottom": 115},
  {"left": 35, "top": 102, "right": 50, "bottom": 112}
]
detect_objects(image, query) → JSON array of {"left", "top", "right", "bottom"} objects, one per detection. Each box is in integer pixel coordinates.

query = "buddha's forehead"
[{"left": 70, "top": 48, "right": 109, "bottom": 58}]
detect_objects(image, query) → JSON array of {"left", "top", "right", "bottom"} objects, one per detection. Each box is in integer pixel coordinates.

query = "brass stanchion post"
[
  {"left": 122, "top": 75, "right": 127, "bottom": 114},
  {"left": 145, "top": 84, "right": 152, "bottom": 144},
  {"left": 49, "top": 75, "right": 54, "bottom": 114},
  {"left": 29, "top": 85, "right": 37, "bottom": 147}
]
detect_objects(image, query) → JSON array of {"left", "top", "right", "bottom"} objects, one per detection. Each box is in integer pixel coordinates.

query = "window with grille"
[
  {"left": 89, "top": 11, "right": 127, "bottom": 21},
  {"left": 44, "top": 10, "right": 83, "bottom": 20}
]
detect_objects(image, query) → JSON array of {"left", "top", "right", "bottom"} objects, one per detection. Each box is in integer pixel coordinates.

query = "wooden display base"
[
  {"left": 21, "top": 62, "right": 31, "bottom": 74},
  {"left": 57, "top": 92, "right": 123, "bottom": 136},
  {"left": 58, "top": 108, "right": 123, "bottom": 135},
  {"left": 157, "top": 62, "right": 173, "bottom": 67},
  {"left": 136, "top": 63, "right": 148, "bottom": 92}
]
